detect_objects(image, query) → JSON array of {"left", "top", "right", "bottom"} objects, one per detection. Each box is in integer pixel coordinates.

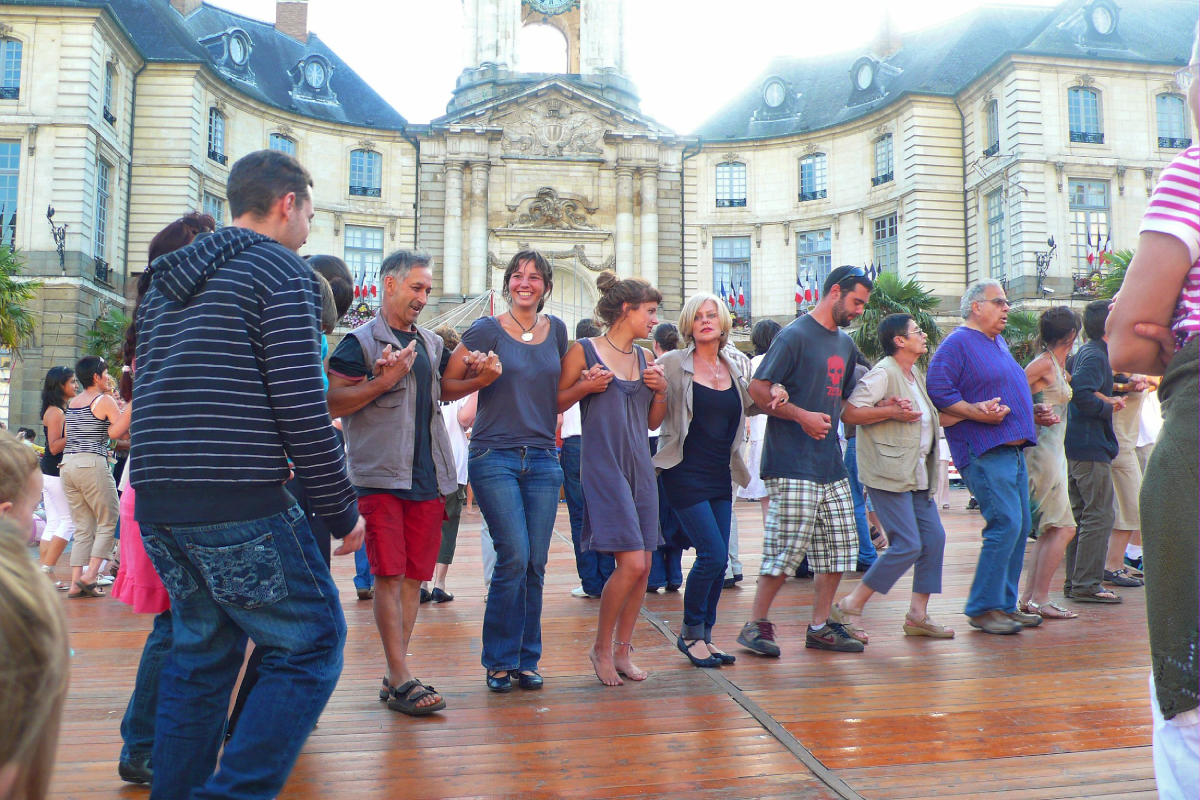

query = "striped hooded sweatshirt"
[{"left": 130, "top": 226, "right": 358, "bottom": 537}]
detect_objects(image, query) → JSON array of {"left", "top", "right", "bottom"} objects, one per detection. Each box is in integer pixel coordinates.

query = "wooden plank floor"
[{"left": 46, "top": 488, "right": 1156, "bottom": 799}]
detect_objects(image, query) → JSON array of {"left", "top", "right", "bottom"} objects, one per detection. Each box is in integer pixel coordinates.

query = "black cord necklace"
[
  {"left": 509, "top": 311, "right": 539, "bottom": 342},
  {"left": 604, "top": 333, "right": 634, "bottom": 354}
]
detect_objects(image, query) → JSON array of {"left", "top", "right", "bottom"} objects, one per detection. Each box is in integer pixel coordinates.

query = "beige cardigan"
[{"left": 650, "top": 344, "right": 760, "bottom": 487}]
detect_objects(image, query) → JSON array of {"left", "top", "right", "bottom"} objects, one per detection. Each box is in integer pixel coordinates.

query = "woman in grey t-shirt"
[{"left": 442, "top": 250, "right": 567, "bottom": 694}]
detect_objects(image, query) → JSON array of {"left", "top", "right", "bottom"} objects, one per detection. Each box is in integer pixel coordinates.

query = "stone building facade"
[{"left": 0, "top": 0, "right": 1194, "bottom": 428}]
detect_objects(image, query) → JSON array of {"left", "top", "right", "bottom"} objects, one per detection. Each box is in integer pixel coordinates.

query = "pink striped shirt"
[{"left": 1140, "top": 146, "right": 1200, "bottom": 347}]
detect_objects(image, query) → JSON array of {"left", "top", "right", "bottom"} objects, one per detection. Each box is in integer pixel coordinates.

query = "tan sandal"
[
  {"left": 1025, "top": 600, "right": 1077, "bottom": 619},
  {"left": 902, "top": 615, "right": 955, "bottom": 638},
  {"left": 831, "top": 602, "right": 869, "bottom": 644}
]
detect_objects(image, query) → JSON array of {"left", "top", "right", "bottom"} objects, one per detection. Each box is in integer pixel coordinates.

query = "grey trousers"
[
  {"left": 1065, "top": 459, "right": 1115, "bottom": 595},
  {"left": 860, "top": 488, "right": 946, "bottom": 596}
]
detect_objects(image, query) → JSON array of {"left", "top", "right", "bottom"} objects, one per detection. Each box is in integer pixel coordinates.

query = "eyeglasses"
[
  {"left": 984, "top": 298, "right": 1011, "bottom": 309},
  {"left": 1175, "top": 64, "right": 1199, "bottom": 92},
  {"left": 903, "top": 329, "right": 926, "bottom": 337}
]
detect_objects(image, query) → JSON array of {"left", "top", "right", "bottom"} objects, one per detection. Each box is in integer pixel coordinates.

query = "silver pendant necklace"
[{"left": 510, "top": 311, "right": 538, "bottom": 342}]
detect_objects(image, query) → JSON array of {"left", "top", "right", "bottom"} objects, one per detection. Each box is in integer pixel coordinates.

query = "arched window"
[
  {"left": 349, "top": 149, "right": 382, "bottom": 197},
  {"left": 872, "top": 135, "right": 893, "bottom": 185},
  {"left": 515, "top": 24, "right": 568, "bottom": 73},
  {"left": 0, "top": 38, "right": 21, "bottom": 99},
  {"left": 799, "top": 153, "right": 827, "bottom": 200},
  {"left": 1156, "top": 94, "right": 1191, "bottom": 149},
  {"left": 983, "top": 100, "right": 1000, "bottom": 156},
  {"left": 268, "top": 133, "right": 296, "bottom": 155},
  {"left": 715, "top": 162, "right": 746, "bottom": 208},
  {"left": 207, "top": 108, "right": 226, "bottom": 164},
  {"left": 1068, "top": 87, "right": 1102, "bottom": 143}
]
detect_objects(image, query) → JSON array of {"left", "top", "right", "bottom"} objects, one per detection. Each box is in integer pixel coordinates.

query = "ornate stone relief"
[
  {"left": 721, "top": 151, "right": 743, "bottom": 164},
  {"left": 488, "top": 245, "right": 614, "bottom": 272},
  {"left": 500, "top": 98, "right": 604, "bottom": 157},
  {"left": 1076, "top": 73, "right": 1096, "bottom": 87},
  {"left": 0, "top": 23, "right": 12, "bottom": 38},
  {"left": 358, "top": 138, "right": 377, "bottom": 151},
  {"left": 504, "top": 187, "right": 597, "bottom": 230}
]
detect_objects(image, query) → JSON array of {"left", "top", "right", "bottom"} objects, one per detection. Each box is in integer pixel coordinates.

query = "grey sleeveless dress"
[{"left": 580, "top": 338, "right": 663, "bottom": 553}]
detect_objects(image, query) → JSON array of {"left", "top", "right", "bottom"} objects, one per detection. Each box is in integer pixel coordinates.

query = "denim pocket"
[
  {"left": 468, "top": 447, "right": 491, "bottom": 461},
  {"left": 140, "top": 529, "right": 198, "bottom": 603},
  {"left": 186, "top": 532, "right": 289, "bottom": 610}
]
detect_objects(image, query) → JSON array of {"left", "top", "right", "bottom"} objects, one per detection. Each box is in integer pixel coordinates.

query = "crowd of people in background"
[{"left": 3, "top": 38, "right": 1197, "bottom": 797}]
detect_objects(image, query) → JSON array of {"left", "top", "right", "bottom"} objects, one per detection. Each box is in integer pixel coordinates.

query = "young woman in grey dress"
[{"left": 557, "top": 271, "right": 667, "bottom": 686}]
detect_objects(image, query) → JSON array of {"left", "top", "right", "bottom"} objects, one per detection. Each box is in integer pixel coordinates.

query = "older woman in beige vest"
[{"left": 833, "top": 313, "right": 954, "bottom": 640}]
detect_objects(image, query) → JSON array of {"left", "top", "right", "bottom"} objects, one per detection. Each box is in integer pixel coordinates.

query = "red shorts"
[{"left": 358, "top": 493, "right": 445, "bottom": 580}]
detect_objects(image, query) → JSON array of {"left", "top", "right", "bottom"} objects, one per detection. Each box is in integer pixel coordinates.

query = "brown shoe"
[
  {"left": 1003, "top": 609, "right": 1043, "bottom": 628},
  {"left": 968, "top": 609, "right": 1021, "bottom": 635},
  {"left": 902, "top": 615, "right": 955, "bottom": 638}
]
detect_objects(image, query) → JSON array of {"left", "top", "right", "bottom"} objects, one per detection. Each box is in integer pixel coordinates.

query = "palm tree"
[
  {"left": 851, "top": 271, "right": 943, "bottom": 364},
  {"left": 1097, "top": 248, "right": 1132, "bottom": 299},
  {"left": 1003, "top": 308, "right": 1041, "bottom": 366},
  {"left": 0, "top": 245, "right": 41, "bottom": 358},
  {"left": 84, "top": 306, "right": 131, "bottom": 384}
]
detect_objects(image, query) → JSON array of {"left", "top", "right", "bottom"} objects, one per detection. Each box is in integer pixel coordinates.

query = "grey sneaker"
[
  {"left": 805, "top": 621, "right": 866, "bottom": 652},
  {"left": 737, "top": 618, "right": 781, "bottom": 657}
]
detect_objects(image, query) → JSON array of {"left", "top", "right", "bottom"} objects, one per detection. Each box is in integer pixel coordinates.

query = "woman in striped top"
[
  {"left": 1105, "top": 28, "right": 1199, "bottom": 799},
  {"left": 59, "top": 355, "right": 131, "bottom": 598}
]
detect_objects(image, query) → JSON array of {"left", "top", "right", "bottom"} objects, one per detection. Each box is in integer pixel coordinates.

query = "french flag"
[
  {"left": 795, "top": 278, "right": 803, "bottom": 304},
  {"left": 738, "top": 284, "right": 745, "bottom": 307}
]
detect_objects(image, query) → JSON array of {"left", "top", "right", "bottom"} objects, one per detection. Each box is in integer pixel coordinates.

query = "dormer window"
[
  {"left": 228, "top": 30, "right": 251, "bottom": 66},
  {"left": 852, "top": 57, "right": 876, "bottom": 92},
  {"left": 289, "top": 54, "right": 337, "bottom": 104},
  {"left": 1085, "top": 0, "right": 1119, "bottom": 37},
  {"left": 763, "top": 78, "right": 786, "bottom": 109},
  {"left": 199, "top": 28, "right": 254, "bottom": 80}
]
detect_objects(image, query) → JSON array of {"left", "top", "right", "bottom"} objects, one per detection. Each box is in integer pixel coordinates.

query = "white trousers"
[
  {"left": 1152, "top": 673, "right": 1200, "bottom": 800},
  {"left": 40, "top": 473, "right": 75, "bottom": 542}
]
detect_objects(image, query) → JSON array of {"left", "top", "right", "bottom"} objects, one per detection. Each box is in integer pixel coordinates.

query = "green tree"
[
  {"left": 1096, "top": 248, "right": 1133, "bottom": 299},
  {"left": 0, "top": 245, "right": 41, "bottom": 358},
  {"left": 84, "top": 307, "right": 131, "bottom": 384},
  {"left": 1002, "top": 308, "right": 1041, "bottom": 367},
  {"left": 851, "top": 271, "right": 943, "bottom": 364}
]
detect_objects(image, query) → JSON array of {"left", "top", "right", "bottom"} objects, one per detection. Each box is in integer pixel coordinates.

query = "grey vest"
[
  {"left": 855, "top": 356, "right": 939, "bottom": 494},
  {"left": 342, "top": 313, "right": 458, "bottom": 496}
]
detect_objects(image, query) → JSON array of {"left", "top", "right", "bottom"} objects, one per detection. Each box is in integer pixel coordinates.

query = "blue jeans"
[
  {"left": 960, "top": 445, "right": 1031, "bottom": 617},
  {"left": 560, "top": 436, "right": 612, "bottom": 595},
  {"left": 120, "top": 610, "right": 173, "bottom": 763},
  {"left": 843, "top": 437, "right": 876, "bottom": 566},
  {"left": 353, "top": 546, "right": 374, "bottom": 590},
  {"left": 673, "top": 498, "right": 731, "bottom": 641},
  {"left": 469, "top": 446, "right": 563, "bottom": 672},
  {"left": 648, "top": 548, "right": 684, "bottom": 589},
  {"left": 139, "top": 504, "right": 346, "bottom": 800}
]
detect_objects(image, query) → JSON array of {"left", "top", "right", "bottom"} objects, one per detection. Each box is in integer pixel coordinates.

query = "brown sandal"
[
  {"left": 67, "top": 580, "right": 104, "bottom": 598},
  {"left": 1024, "top": 600, "right": 1078, "bottom": 619}
]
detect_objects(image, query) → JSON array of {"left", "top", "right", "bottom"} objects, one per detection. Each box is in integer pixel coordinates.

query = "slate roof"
[
  {"left": 1, "top": 0, "right": 406, "bottom": 128},
  {"left": 695, "top": 0, "right": 1197, "bottom": 142}
]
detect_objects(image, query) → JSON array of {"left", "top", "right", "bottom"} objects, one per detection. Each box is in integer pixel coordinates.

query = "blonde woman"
[{"left": 653, "top": 293, "right": 779, "bottom": 668}]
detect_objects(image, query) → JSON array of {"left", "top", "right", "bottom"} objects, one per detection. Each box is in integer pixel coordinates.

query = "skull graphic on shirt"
[{"left": 826, "top": 355, "right": 845, "bottom": 397}]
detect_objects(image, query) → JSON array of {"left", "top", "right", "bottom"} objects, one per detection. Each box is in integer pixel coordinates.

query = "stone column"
[
  {"left": 615, "top": 166, "right": 634, "bottom": 278},
  {"left": 468, "top": 161, "right": 490, "bottom": 296},
  {"left": 639, "top": 168, "right": 658, "bottom": 286},
  {"left": 442, "top": 160, "right": 464, "bottom": 298}
]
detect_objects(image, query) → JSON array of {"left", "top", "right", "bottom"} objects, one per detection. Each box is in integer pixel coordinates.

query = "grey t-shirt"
[
  {"left": 753, "top": 314, "right": 858, "bottom": 483},
  {"left": 461, "top": 314, "right": 568, "bottom": 450}
]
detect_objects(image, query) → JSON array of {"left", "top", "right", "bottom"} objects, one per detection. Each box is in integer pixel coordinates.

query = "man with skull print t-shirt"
[{"left": 737, "top": 265, "right": 873, "bottom": 657}]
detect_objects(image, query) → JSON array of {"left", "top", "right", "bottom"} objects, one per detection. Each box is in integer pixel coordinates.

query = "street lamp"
[
  {"left": 1035, "top": 236, "right": 1056, "bottom": 296},
  {"left": 46, "top": 205, "right": 67, "bottom": 275}
]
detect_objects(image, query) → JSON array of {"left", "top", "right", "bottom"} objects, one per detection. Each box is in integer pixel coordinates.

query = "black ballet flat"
[
  {"left": 513, "top": 670, "right": 543, "bottom": 690},
  {"left": 677, "top": 636, "right": 722, "bottom": 668},
  {"left": 706, "top": 646, "right": 736, "bottom": 665},
  {"left": 485, "top": 670, "right": 512, "bottom": 693}
]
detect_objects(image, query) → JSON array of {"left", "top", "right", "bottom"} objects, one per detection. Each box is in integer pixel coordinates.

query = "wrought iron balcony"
[
  {"left": 1069, "top": 131, "right": 1104, "bottom": 144},
  {"left": 1159, "top": 136, "right": 1192, "bottom": 149},
  {"left": 103, "top": 106, "right": 116, "bottom": 125},
  {"left": 870, "top": 172, "right": 893, "bottom": 186},
  {"left": 349, "top": 185, "right": 382, "bottom": 198},
  {"left": 0, "top": 86, "right": 17, "bottom": 100},
  {"left": 94, "top": 257, "right": 112, "bottom": 285},
  {"left": 982, "top": 142, "right": 1000, "bottom": 157},
  {"left": 208, "top": 149, "right": 228, "bottom": 165},
  {"left": 715, "top": 198, "right": 746, "bottom": 208},
  {"left": 798, "top": 189, "right": 828, "bottom": 202}
]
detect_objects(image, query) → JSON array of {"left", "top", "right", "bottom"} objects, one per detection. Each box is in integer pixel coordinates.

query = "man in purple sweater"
[{"left": 927, "top": 280, "right": 1049, "bottom": 635}]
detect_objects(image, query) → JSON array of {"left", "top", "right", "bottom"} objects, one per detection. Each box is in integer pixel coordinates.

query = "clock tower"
[{"left": 452, "top": 0, "right": 635, "bottom": 112}]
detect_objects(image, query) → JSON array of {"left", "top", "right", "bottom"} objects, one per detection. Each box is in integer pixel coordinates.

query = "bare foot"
[
  {"left": 589, "top": 647, "right": 623, "bottom": 686},
  {"left": 613, "top": 642, "right": 647, "bottom": 681}
]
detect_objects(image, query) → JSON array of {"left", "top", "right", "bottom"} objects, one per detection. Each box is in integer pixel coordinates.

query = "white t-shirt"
[
  {"left": 848, "top": 365, "right": 934, "bottom": 490},
  {"left": 747, "top": 354, "right": 768, "bottom": 442},
  {"left": 561, "top": 402, "right": 582, "bottom": 439},
  {"left": 441, "top": 397, "right": 470, "bottom": 485}
]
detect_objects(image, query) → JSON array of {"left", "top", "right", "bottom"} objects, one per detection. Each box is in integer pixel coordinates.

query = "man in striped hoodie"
[{"left": 130, "top": 149, "right": 365, "bottom": 800}]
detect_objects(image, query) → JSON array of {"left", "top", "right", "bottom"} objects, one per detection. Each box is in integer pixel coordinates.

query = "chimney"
[
  {"left": 871, "top": 11, "right": 902, "bottom": 60},
  {"left": 169, "top": 0, "right": 203, "bottom": 15},
  {"left": 275, "top": 0, "right": 309, "bottom": 43}
]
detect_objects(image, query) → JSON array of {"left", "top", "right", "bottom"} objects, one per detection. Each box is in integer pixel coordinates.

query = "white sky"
[{"left": 209, "top": 0, "right": 1060, "bottom": 131}]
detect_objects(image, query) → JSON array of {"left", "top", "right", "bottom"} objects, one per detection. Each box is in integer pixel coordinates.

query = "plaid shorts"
[{"left": 760, "top": 477, "right": 858, "bottom": 575}]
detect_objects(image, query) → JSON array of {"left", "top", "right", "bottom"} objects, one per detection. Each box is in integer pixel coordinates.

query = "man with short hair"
[
  {"left": 327, "top": 250, "right": 471, "bottom": 716},
  {"left": 132, "top": 149, "right": 366, "bottom": 798},
  {"left": 737, "top": 265, "right": 873, "bottom": 657},
  {"left": 1063, "top": 299, "right": 1124, "bottom": 604},
  {"left": 926, "top": 280, "right": 1044, "bottom": 635}
]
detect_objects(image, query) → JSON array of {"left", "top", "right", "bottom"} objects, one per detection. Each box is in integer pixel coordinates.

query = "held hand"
[
  {"left": 1108, "top": 395, "right": 1127, "bottom": 412},
  {"left": 578, "top": 364, "right": 614, "bottom": 395},
  {"left": 333, "top": 516, "right": 366, "bottom": 556},
  {"left": 1132, "top": 321, "right": 1176, "bottom": 374},
  {"left": 768, "top": 383, "right": 789, "bottom": 409},
  {"left": 1033, "top": 403, "right": 1061, "bottom": 427},
  {"left": 973, "top": 397, "right": 1010, "bottom": 424},
  {"left": 473, "top": 351, "right": 503, "bottom": 386},
  {"left": 798, "top": 408, "right": 832, "bottom": 440},
  {"left": 461, "top": 349, "right": 490, "bottom": 378},
  {"left": 890, "top": 405, "right": 922, "bottom": 423},
  {"left": 642, "top": 364, "right": 666, "bottom": 394},
  {"left": 379, "top": 340, "right": 418, "bottom": 386}
]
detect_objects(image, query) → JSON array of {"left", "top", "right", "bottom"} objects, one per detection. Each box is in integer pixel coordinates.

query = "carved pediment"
[
  {"left": 497, "top": 97, "right": 606, "bottom": 158},
  {"left": 504, "top": 187, "right": 597, "bottom": 230}
]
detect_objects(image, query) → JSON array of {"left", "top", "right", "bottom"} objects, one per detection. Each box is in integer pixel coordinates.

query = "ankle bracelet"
[{"left": 613, "top": 640, "right": 634, "bottom": 651}]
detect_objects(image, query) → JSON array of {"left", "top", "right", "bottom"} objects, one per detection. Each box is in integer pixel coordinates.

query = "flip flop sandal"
[
  {"left": 1067, "top": 589, "right": 1122, "bottom": 603},
  {"left": 386, "top": 679, "right": 446, "bottom": 716},
  {"left": 67, "top": 581, "right": 104, "bottom": 598}
]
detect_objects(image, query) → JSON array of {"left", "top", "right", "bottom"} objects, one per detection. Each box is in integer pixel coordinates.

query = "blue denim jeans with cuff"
[{"left": 120, "top": 610, "right": 173, "bottom": 764}]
